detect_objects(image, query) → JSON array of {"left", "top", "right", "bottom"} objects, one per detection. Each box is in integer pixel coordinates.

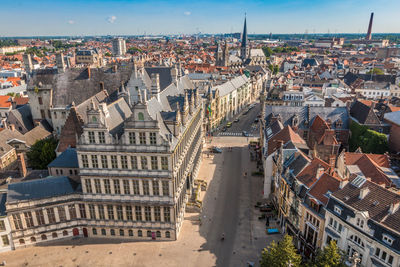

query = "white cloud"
[
  {"left": 68, "top": 20, "right": 75, "bottom": 25},
  {"left": 184, "top": 11, "right": 191, "bottom": 16},
  {"left": 107, "top": 15, "right": 117, "bottom": 23}
]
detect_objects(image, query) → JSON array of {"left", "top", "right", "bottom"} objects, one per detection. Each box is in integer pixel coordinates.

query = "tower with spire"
[{"left": 240, "top": 14, "right": 249, "bottom": 60}]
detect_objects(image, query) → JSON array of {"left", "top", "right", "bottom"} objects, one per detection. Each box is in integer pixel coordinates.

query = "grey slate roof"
[
  {"left": 8, "top": 104, "right": 34, "bottom": 131},
  {"left": 48, "top": 148, "right": 79, "bottom": 168},
  {"left": 384, "top": 110, "right": 400, "bottom": 125},
  {"left": 29, "top": 64, "right": 134, "bottom": 107},
  {"left": 265, "top": 105, "right": 349, "bottom": 130},
  {"left": 0, "top": 193, "right": 6, "bottom": 216},
  {"left": 7, "top": 176, "right": 81, "bottom": 203}
]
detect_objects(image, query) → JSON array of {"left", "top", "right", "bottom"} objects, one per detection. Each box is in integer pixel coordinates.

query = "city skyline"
[{"left": 1, "top": 0, "right": 400, "bottom": 37}]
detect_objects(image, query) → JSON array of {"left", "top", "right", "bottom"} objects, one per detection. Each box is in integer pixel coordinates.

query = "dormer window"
[
  {"left": 356, "top": 218, "right": 364, "bottom": 228},
  {"left": 383, "top": 234, "right": 394, "bottom": 245},
  {"left": 92, "top": 116, "right": 97, "bottom": 122},
  {"left": 334, "top": 205, "right": 342, "bottom": 215},
  {"left": 138, "top": 112, "right": 144, "bottom": 121}
]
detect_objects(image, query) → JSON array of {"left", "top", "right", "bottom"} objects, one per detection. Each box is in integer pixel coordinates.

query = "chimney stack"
[
  {"left": 359, "top": 187, "right": 370, "bottom": 200},
  {"left": 87, "top": 68, "right": 91, "bottom": 79},
  {"left": 17, "top": 153, "right": 27, "bottom": 178},
  {"left": 366, "top": 12, "right": 374, "bottom": 40},
  {"left": 99, "top": 81, "right": 104, "bottom": 91}
]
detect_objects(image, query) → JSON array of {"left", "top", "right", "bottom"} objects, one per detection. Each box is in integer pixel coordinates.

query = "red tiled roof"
[
  {"left": 267, "top": 125, "right": 306, "bottom": 156},
  {"left": 296, "top": 158, "right": 330, "bottom": 188},
  {"left": 0, "top": 95, "right": 12, "bottom": 108},
  {"left": 308, "top": 172, "right": 341, "bottom": 205}
]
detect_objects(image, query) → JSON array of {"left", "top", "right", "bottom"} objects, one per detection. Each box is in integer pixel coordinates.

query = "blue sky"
[{"left": 1, "top": 0, "right": 400, "bottom": 36}]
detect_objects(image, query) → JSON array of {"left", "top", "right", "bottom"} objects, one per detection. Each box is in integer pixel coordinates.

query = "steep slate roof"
[
  {"left": 384, "top": 110, "right": 400, "bottom": 126},
  {"left": 344, "top": 72, "right": 396, "bottom": 86},
  {"left": 48, "top": 148, "right": 78, "bottom": 168},
  {"left": 349, "top": 100, "right": 380, "bottom": 124},
  {"left": 265, "top": 105, "right": 349, "bottom": 130},
  {"left": 7, "top": 176, "right": 81, "bottom": 203},
  {"left": 332, "top": 178, "right": 400, "bottom": 231},
  {"left": 7, "top": 104, "right": 34, "bottom": 131},
  {"left": 28, "top": 64, "right": 134, "bottom": 107}
]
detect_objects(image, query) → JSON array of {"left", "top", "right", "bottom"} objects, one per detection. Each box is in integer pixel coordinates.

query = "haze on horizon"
[{"left": 1, "top": 0, "right": 400, "bottom": 37}]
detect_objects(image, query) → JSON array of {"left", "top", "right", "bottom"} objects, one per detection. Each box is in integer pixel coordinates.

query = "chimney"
[
  {"left": 339, "top": 179, "right": 348, "bottom": 189},
  {"left": 366, "top": 12, "right": 374, "bottom": 40},
  {"left": 317, "top": 165, "right": 325, "bottom": 178},
  {"left": 329, "top": 155, "right": 336, "bottom": 169},
  {"left": 9, "top": 124, "right": 15, "bottom": 131},
  {"left": 56, "top": 53, "right": 66, "bottom": 73},
  {"left": 87, "top": 68, "right": 91, "bottom": 79},
  {"left": 359, "top": 187, "right": 370, "bottom": 199},
  {"left": 389, "top": 201, "right": 400, "bottom": 214},
  {"left": 17, "top": 153, "right": 27, "bottom": 178},
  {"left": 99, "top": 81, "right": 104, "bottom": 91}
]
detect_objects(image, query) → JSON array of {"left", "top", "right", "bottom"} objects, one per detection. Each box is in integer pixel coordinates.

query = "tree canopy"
[
  {"left": 27, "top": 137, "right": 58, "bottom": 169},
  {"left": 311, "top": 241, "right": 346, "bottom": 267},
  {"left": 349, "top": 121, "right": 388, "bottom": 154},
  {"left": 366, "top": 68, "right": 384, "bottom": 75},
  {"left": 260, "top": 234, "right": 302, "bottom": 267}
]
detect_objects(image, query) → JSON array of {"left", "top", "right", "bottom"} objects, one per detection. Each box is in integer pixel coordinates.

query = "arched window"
[
  {"left": 128, "top": 230, "right": 134, "bottom": 236},
  {"left": 52, "top": 232, "right": 58, "bottom": 238},
  {"left": 138, "top": 230, "right": 143, "bottom": 237},
  {"left": 165, "top": 231, "right": 170, "bottom": 238},
  {"left": 30, "top": 237, "right": 36, "bottom": 242},
  {"left": 156, "top": 231, "right": 161, "bottom": 238},
  {"left": 119, "top": 229, "right": 124, "bottom": 236},
  {"left": 138, "top": 112, "right": 144, "bottom": 121},
  {"left": 110, "top": 229, "right": 115, "bottom": 236},
  {"left": 41, "top": 234, "right": 47, "bottom": 240},
  {"left": 147, "top": 230, "right": 152, "bottom": 237},
  {"left": 19, "top": 239, "right": 25, "bottom": 245},
  {"left": 92, "top": 228, "right": 97, "bottom": 235},
  {"left": 63, "top": 230, "right": 68, "bottom": 236},
  {"left": 101, "top": 229, "right": 106, "bottom": 236}
]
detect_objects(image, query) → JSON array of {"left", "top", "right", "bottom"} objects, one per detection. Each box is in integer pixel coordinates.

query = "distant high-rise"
[
  {"left": 112, "top": 37, "right": 126, "bottom": 56},
  {"left": 366, "top": 12, "right": 374, "bottom": 40},
  {"left": 240, "top": 15, "right": 249, "bottom": 60}
]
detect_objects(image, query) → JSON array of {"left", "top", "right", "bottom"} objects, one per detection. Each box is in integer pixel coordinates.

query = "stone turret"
[
  {"left": 189, "top": 90, "right": 194, "bottom": 115},
  {"left": 151, "top": 73, "right": 160, "bottom": 101},
  {"left": 182, "top": 91, "right": 189, "bottom": 125},
  {"left": 23, "top": 54, "right": 33, "bottom": 76}
]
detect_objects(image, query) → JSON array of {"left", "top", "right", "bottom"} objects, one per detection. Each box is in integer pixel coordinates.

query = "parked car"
[
  {"left": 226, "top": 122, "right": 232, "bottom": 128},
  {"left": 234, "top": 118, "right": 240, "bottom": 123},
  {"left": 254, "top": 118, "right": 259, "bottom": 123},
  {"left": 212, "top": 146, "right": 223, "bottom": 153},
  {"left": 222, "top": 127, "right": 227, "bottom": 132},
  {"left": 242, "top": 131, "right": 250, "bottom": 137}
]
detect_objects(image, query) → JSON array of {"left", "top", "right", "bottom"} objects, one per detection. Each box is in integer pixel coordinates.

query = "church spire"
[
  {"left": 241, "top": 14, "right": 249, "bottom": 60},
  {"left": 241, "top": 14, "right": 248, "bottom": 49}
]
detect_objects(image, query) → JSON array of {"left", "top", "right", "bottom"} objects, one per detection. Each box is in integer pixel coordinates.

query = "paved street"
[
  {"left": 0, "top": 136, "right": 281, "bottom": 267},
  {"left": 216, "top": 102, "right": 261, "bottom": 137}
]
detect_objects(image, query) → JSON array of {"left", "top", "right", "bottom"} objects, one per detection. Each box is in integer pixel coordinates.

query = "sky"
[{"left": 1, "top": 0, "right": 400, "bottom": 36}]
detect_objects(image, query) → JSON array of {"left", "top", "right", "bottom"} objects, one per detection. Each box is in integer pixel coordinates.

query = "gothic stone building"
[{"left": 6, "top": 65, "right": 203, "bottom": 246}]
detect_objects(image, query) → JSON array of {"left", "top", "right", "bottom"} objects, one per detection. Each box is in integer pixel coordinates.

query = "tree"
[
  {"left": 349, "top": 121, "right": 388, "bottom": 154},
  {"left": 273, "top": 65, "right": 279, "bottom": 75},
  {"left": 312, "top": 241, "right": 346, "bottom": 267},
  {"left": 367, "top": 68, "right": 384, "bottom": 75},
  {"left": 27, "top": 137, "right": 58, "bottom": 169},
  {"left": 262, "top": 47, "right": 273, "bottom": 57},
  {"left": 260, "top": 234, "right": 302, "bottom": 267}
]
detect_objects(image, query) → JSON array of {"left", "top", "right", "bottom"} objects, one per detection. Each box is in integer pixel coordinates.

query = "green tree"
[
  {"left": 349, "top": 121, "right": 388, "bottom": 154},
  {"left": 27, "top": 137, "right": 58, "bottom": 169},
  {"left": 260, "top": 234, "right": 302, "bottom": 267},
  {"left": 262, "top": 47, "right": 273, "bottom": 57},
  {"left": 273, "top": 65, "right": 279, "bottom": 75},
  {"left": 312, "top": 241, "right": 346, "bottom": 267},
  {"left": 367, "top": 68, "right": 384, "bottom": 75},
  {"left": 268, "top": 64, "right": 274, "bottom": 72}
]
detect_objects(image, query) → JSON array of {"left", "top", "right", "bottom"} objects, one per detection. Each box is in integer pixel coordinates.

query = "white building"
[{"left": 112, "top": 38, "right": 127, "bottom": 57}]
